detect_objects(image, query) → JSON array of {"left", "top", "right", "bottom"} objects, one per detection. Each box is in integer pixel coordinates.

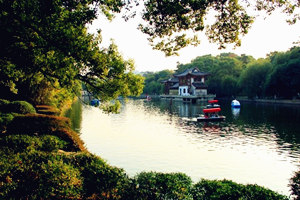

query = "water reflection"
[
  {"left": 231, "top": 107, "right": 240, "bottom": 119},
  {"left": 64, "top": 100, "right": 82, "bottom": 133},
  {"left": 79, "top": 99, "right": 300, "bottom": 196}
]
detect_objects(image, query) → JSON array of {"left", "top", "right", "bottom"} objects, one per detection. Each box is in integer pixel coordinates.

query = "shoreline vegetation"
[
  {"left": 143, "top": 47, "right": 300, "bottom": 103},
  {"left": 140, "top": 94, "right": 300, "bottom": 106},
  {"left": 237, "top": 98, "right": 300, "bottom": 106},
  {"left": 1, "top": 99, "right": 298, "bottom": 199}
]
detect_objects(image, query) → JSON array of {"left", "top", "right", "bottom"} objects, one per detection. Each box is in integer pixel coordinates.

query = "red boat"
[
  {"left": 197, "top": 100, "right": 225, "bottom": 122},
  {"left": 208, "top": 100, "right": 218, "bottom": 104}
]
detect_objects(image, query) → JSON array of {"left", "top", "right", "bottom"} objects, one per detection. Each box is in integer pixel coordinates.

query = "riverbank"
[
  {"left": 216, "top": 96, "right": 300, "bottom": 106},
  {"left": 236, "top": 97, "right": 300, "bottom": 106},
  {"left": 0, "top": 99, "right": 296, "bottom": 199}
]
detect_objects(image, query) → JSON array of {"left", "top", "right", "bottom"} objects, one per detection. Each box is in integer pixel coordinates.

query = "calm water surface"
[{"left": 77, "top": 99, "right": 300, "bottom": 196}]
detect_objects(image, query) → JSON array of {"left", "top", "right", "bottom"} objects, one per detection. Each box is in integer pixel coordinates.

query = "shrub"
[
  {"left": 0, "top": 99, "right": 10, "bottom": 106},
  {"left": 0, "top": 151, "right": 83, "bottom": 199},
  {"left": 243, "top": 184, "right": 289, "bottom": 200},
  {"left": 191, "top": 179, "right": 242, "bottom": 200},
  {"left": 64, "top": 152, "right": 128, "bottom": 199},
  {"left": 81, "top": 161, "right": 126, "bottom": 199},
  {"left": 6, "top": 114, "right": 85, "bottom": 151},
  {"left": 0, "top": 150, "right": 128, "bottom": 200},
  {"left": 39, "top": 135, "right": 69, "bottom": 152},
  {"left": 7, "top": 114, "right": 70, "bottom": 134},
  {"left": 290, "top": 170, "right": 300, "bottom": 200},
  {"left": 36, "top": 105, "right": 60, "bottom": 115},
  {"left": 8, "top": 101, "right": 36, "bottom": 114},
  {"left": 121, "top": 172, "right": 193, "bottom": 200},
  {"left": 191, "top": 179, "right": 288, "bottom": 200},
  {"left": 0, "top": 99, "right": 10, "bottom": 113},
  {"left": 0, "top": 113, "right": 14, "bottom": 133},
  {"left": 0, "top": 100, "right": 36, "bottom": 114},
  {"left": 0, "top": 135, "right": 68, "bottom": 154},
  {"left": 54, "top": 128, "right": 85, "bottom": 152}
]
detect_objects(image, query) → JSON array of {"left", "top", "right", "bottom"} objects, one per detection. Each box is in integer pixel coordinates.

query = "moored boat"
[
  {"left": 206, "top": 100, "right": 220, "bottom": 108},
  {"left": 231, "top": 99, "right": 241, "bottom": 108},
  {"left": 197, "top": 100, "right": 225, "bottom": 122}
]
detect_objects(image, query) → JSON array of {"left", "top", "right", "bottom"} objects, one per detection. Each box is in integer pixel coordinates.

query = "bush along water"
[
  {"left": 0, "top": 99, "right": 294, "bottom": 199},
  {"left": 0, "top": 99, "right": 36, "bottom": 133}
]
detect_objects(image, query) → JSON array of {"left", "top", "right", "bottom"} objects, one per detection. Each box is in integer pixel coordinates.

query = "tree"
[
  {"left": 143, "top": 70, "right": 173, "bottom": 95},
  {"left": 1, "top": 0, "right": 299, "bottom": 109},
  {"left": 176, "top": 54, "right": 219, "bottom": 73},
  {"left": 0, "top": 0, "right": 144, "bottom": 109},
  {"left": 206, "top": 54, "right": 244, "bottom": 97},
  {"left": 137, "top": 0, "right": 299, "bottom": 56},
  {"left": 238, "top": 59, "right": 272, "bottom": 98},
  {"left": 265, "top": 47, "right": 300, "bottom": 98}
]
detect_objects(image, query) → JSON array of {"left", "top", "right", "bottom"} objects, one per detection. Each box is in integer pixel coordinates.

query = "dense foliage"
[
  {"left": 1, "top": 0, "right": 299, "bottom": 109},
  {"left": 143, "top": 70, "right": 174, "bottom": 95},
  {"left": 0, "top": 0, "right": 144, "bottom": 111},
  {"left": 137, "top": 0, "right": 299, "bottom": 55},
  {"left": 290, "top": 170, "right": 300, "bottom": 200},
  {"left": 144, "top": 47, "right": 300, "bottom": 99}
]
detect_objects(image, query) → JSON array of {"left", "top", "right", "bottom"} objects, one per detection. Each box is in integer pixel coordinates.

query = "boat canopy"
[
  {"left": 203, "top": 108, "right": 221, "bottom": 113},
  {"left": 208, "top": 100, "right": 218, "bottom": 103}
]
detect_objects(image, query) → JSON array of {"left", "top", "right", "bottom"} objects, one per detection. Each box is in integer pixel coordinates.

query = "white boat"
[{"left": 231, "top": 99, "right": 241, "bottom": 108}]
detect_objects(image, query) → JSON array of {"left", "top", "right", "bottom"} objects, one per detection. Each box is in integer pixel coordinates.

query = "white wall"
[{"left": 179, "top": 86, "right": 189, "bottom": 96}]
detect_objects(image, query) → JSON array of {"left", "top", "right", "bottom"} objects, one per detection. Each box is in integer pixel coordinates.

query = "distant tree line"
[
  {"left": 143, "top": 47, "right": 300, "bottom": 99},
  {"left": 142, "top": 70, "right": 174, "bottom": 95}
]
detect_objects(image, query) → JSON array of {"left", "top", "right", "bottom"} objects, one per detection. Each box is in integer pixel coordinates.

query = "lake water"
[{"left": 71, "top": 99, "right": 300, "bottom": 196}]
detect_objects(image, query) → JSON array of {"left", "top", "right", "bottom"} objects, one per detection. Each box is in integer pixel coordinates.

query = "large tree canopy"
[
  {"left": 0, "top": 0, "right": 144, "bottom": 108},
  {"left": 137, "top": 0, "right": 299, "bottom": 55}
]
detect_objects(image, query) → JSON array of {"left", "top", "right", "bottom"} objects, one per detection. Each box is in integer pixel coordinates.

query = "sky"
[{"left": 88, "top": 9, "right": 300, "bottom": 72}]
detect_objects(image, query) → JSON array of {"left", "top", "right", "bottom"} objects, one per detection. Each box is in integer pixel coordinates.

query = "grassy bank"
[{"left": 0, "top": 99, "right": 295, "bottom": 199}]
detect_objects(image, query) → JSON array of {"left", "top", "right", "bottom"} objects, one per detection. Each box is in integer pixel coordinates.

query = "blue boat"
[{"left": 90, "top": 99, "right": 100, "bottom": 106}]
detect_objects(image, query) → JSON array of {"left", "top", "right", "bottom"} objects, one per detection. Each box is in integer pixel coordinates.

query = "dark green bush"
[
  {"left": 39, "top": 135, "right": 69, "bottom": 152},
  {"left": 191, "top": 179, "right": 288, "bottom": 200},
  {"left": 191, "top": 179, "right": 242, "bottom": 200},
  {"left": 290, "top": 170, "right": 300, "bottom": 200},
  {"left": 65, "top": 152, "right": 128, "bottom": 199},
  {"left": 0, "top": 113, "right": 14, "bottom": 133},
  {"left": 36, "top": 105, "right": 60, "bottom": 115},
  {"left": 54, "top": 128, "right": 85, "bottom": 152},
  {"left": 6, "top": 114, "right": 85, "bottom": 151},
  {"left": 0, "top": 151, "right": 83, "bottom": 199},
  {"left": 243, "top": 184, "right": 289, "bottom": 200},
  {"left": 121, "top": 172, "right": 193, "bottom": 200},
  {"left": 0, "top": 99, "right": 10, "bottom": 106},
  {"left": 0, "top": 100, "right": 36, "bottom": 114},
  {"left": 0, "top": 99, "right": 10, "bottom": 113},
  {"left": 0, "top": 135, "right": 68, "bottom": 154},
  {"left": 0, "top": 147, "right": 128, "bottom": 200},
  {"left": 7, "top": 101, "right": 36, "bottom": 114},
  {"left": 7, "top": 114, "right": 70, "bottom": 134}
]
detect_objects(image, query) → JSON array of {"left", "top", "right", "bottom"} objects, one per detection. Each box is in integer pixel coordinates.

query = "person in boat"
[{"left": 204, "top": 112, "right": 209, "bottom": 118}]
